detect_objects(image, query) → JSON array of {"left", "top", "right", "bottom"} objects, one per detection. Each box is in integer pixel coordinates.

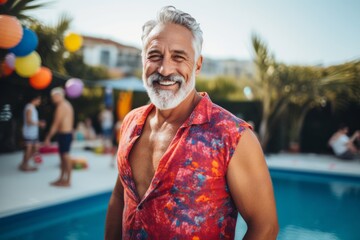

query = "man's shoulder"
[
  {"left": 58, "top": 100, "right": 73, "bottom": 111},
  {"left": 24, "top": 103, "right": 33, "bottom": 110},
  {"left": 209, "top": 102, "right": 249, "bottom": 127},
  {"left": 123, "top": 104, "right": 151, "bottom": 123}
]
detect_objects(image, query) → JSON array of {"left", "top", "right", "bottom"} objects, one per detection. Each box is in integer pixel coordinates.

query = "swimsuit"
[{"left": 57, "top": 133, "right": 73, "bottom": 154}]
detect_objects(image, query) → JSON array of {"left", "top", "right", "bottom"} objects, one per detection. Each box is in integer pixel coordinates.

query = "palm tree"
[
  {"left": 251, "top": 34, "right": 284, "bottom": 149},
  {"left": 251, "top": 34, "right": 360, "bottom": 151},
  {"left": 284, "top": 61, "right": 360, "bottom": 146},
  {"left": 31, "top": 14, "right": 72, "bottom": 74}
]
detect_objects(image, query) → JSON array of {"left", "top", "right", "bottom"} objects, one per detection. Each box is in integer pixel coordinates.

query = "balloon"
[
  {"left": 64, "top": 33, "right": 83, "bottom": 52},
  {"left": 15, "top": 51, "right": 41, "bottom": 77},
  {"left": 65, "top": 78, "right": 84, "bottom": 98},
  {"left": 0, "top": 15, "right": 23, "bottom": 48},
  {"left": 0, "top": 0, "right": 8, "bottom": 5},
  {"left": 10, "top": 28, "right": 38, "bottom": 56},
  {"left": 29, "top": 67, "right": 52, "bottom": 90},
  {"left": 5, "top": 53, "right": 16, "bottom": 69},
  {"left": 1, "top": 61, "right": 13, "bottom": 77}
]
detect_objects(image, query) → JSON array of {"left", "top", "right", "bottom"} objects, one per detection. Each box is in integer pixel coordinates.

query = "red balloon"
[
  {"left": 29, "top": 67, "right": 52, "bottom": 90},
  {"left": 1, "top": 61, "right": 13, "bottom": 77}
]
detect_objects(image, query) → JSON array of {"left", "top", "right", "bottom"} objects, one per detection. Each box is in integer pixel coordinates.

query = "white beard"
[{"left": 144, "top": 71, "right": 196, "bottom": 110}]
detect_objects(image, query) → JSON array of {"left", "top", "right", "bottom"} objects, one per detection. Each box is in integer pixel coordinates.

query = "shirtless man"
[{"left": 44, "top": 87, "right": 74, "bottom": 187}]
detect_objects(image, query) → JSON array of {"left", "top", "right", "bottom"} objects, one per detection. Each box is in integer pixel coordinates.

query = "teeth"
[{"left": 158, "top": 80, "right": 176, "bottom": 86}]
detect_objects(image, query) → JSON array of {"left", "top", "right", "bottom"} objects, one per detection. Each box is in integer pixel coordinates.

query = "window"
[{"left": 100, "top": 50, "right": 110, "bottom": 66}]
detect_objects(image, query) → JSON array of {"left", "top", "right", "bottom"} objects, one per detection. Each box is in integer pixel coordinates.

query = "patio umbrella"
[{"left": 88, "top": 76, "right": 146, "bottom": 92}]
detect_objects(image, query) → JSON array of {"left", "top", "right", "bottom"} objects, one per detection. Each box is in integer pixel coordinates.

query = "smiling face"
[{"left": 142, "top": 23, "right": 202, "bottom": 110}]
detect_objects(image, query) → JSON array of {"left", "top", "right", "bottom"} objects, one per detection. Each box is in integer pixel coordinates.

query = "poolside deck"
[{"left": 1, "top": 142, "right": 359, "bottom": 218}]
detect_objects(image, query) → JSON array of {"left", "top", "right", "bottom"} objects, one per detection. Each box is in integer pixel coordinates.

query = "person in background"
[
  {"left": 74, "top": 121, "right": 87, "bottom": 141},
  {"left": 99, "top": 105, "right": 114, "bottom": 151},
  {"left": 19, "top": 94, "right": 46, "bottom": 171},
  {"left": 105, "top": 6, "right": 278, "bottom": 239},
  {"left": 328, "top": 124, "right": 360, "bottom": 160},
  {"left": 44, "top": 87, "right": 74, "bottom": 187},
  {"left": 84, "top": 117, "right": 97, "bottom": 140}
]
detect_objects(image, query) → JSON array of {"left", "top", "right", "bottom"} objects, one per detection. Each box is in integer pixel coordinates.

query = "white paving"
[
  {"left": 0, "top": 143, "right": 118, "bottom": 218},
  {"left": 267, "top": 153, "right": 360, "bottom": 177},
  {"left": 1, "top": 145, "right": 360, "bottom": 218}
]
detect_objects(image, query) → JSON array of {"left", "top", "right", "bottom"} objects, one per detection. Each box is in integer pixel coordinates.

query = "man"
[
  {"left": 328, "top": 125, "right": 360, "bottom": 160},
  {"left": 19, "top": 94, "right": 45, "bottom": 171},
  {"left": 44, "top": 87, "right": 74, "bottom": 187},
  {"left": 106, "top": 6, "right": 278, "bottom": 239}
]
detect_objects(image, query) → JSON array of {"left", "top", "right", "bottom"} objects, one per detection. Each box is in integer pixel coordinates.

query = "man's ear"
[{"left": 195, "top": 55, "right": 203, "bottom": 75}]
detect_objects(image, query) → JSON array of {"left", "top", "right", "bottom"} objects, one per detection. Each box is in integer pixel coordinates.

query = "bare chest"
[{"left": 129, "top": 126, "right": 178, "bottom": 199}]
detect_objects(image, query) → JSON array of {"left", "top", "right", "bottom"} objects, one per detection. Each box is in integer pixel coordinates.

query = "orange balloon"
[
  {"left": 29, "top": 67, "right": 52, "bottom": 90},
  {"left": 0, "top": 15, "right": 23, "bottom": 48}
]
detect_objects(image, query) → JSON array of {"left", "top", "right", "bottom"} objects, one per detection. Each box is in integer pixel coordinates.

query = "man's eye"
[
  {"left": 173, "top": 55, "right": 185, "bottom": 61},
  {"left": 148, "top": 55, "right": 162, "bottom": 61}
]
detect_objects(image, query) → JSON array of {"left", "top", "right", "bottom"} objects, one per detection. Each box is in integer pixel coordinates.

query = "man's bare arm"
[
  {"left": 105, "top": 176, "right": 124, "bottom": 240},
  {"left": 227, "top": 128, "right": 278, "bottom": 240},
  {"left": 45, "top": 104, "right": 63, "bottom": 142}
]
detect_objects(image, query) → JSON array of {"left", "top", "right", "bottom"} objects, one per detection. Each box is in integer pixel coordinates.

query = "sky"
[{"left": 28, "top": 0, "right": 360, "bottom": 66}]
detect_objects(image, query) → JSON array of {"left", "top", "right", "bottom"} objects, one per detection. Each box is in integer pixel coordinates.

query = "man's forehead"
[{"left": 144, "top": 23, "right": 194, "bottom": 51}]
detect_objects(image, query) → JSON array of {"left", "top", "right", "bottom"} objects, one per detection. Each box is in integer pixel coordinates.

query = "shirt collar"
[
  {"left": 181, "top": 92, "right": 212, "bottom": 128},
  {"left": 135, "top": 92, "right": 212, "bottom": 128}
]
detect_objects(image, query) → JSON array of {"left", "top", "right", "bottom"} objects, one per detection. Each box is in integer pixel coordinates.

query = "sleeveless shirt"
[
  {"left": 22, "top": 103, "right": 39, "bottom": 139},
  {"left": 117, "top": 93, "right": 251, "bottom": 239}
]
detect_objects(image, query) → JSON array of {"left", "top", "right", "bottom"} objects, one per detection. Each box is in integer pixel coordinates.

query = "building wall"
[
  {"left": 200, "top": 57, "right": 255, "bottom": 79},
  {"left": 82, "top": 37, "right": 142, "bottom": 76}
]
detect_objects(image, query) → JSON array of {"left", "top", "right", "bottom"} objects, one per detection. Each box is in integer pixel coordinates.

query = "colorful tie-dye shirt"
[{"left": 117, "top": 92, "right": 251, "bottom": 239}]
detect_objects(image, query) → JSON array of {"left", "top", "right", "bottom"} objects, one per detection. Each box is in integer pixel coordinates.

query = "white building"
[
  {"left": 201, "top": 57, "right": 255, "bottom": 79},
  {"left": 82, "top": 36, "right": 142, "bottom": 77}
]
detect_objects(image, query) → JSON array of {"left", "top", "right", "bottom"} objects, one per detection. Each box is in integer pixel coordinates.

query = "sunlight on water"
[{"left": 279, "top": 225, "right": 339, "bottom": 240}]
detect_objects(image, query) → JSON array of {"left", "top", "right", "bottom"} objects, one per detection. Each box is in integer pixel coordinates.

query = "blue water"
[{"left": 1, "top": 171, "right": 360, "bottom": 240}]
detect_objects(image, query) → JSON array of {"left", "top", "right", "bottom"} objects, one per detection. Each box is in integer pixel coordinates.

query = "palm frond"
[{"left": 0, "top": 0, "right": 52, "bottom": 20}]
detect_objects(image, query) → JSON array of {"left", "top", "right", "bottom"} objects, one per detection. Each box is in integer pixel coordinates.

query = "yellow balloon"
[
  {"left": 64, "top": 33, "right": 83, "bottom": 52},
  {"left": 15, "top": 51, "right": 41, "bottom": 77}
]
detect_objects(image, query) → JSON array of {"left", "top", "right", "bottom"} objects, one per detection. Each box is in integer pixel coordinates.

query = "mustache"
[{"left": 148, "top": 73, "right": 185, "bottom": 84}]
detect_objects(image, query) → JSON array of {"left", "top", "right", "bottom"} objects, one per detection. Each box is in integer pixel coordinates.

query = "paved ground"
[
  {"left": 1, "top": 142, "right": 359, "bottom": 218},
  {"left": 0, "top": 142, "right": 118, "bottom": 218},
  {"left": 266, "top": 153, "right": 360, "bottom": 177}
]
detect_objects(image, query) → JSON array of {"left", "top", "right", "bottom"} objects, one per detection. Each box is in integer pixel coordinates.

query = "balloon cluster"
[
  {"left": 0, "top": 15, "right": 50, "bottom": 89},
  {"left": 0, "top": 13, "right": 84, "bottom": 98}
]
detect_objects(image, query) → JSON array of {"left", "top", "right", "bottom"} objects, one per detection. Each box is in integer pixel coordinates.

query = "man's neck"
[{"left": 152, "top": 90, "right": 201, "bottom": 127}]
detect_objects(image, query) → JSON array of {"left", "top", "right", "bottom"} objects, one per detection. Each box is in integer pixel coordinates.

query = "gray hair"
[
  {"left": 51, "top": 87, "right": 65, "bottom": 96},
  {"left": 141, "top": 6, "right": 203, "bottom": 60}
]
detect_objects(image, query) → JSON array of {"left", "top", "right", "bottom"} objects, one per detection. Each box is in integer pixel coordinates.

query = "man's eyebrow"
[
  {"left": 172, "top": 50, "right": 189, "bottom": 57},
  {"left": 147, "top": 49, "right": 162, "bottom": 55}
]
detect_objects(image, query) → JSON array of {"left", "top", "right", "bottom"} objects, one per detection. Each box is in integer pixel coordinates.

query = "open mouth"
[{"left": 157, "top": 80, "right": 178, "bottom": 86}]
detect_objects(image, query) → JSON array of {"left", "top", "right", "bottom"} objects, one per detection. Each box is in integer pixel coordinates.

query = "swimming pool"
[{"left": 0, "top": 171, "right": 359, "bottom": 240}]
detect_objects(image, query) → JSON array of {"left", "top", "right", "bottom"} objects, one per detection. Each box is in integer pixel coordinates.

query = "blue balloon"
[{"left": 9, "top": 28, "right": 38, "bottom": 57}]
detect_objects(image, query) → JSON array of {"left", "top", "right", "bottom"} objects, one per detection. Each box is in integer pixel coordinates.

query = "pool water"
[
  {"left": 269, "top": 170, "right": 360, "bottom": 240},
  {"left": 1, "top": 171, "right": 360, "bottom": 240}
]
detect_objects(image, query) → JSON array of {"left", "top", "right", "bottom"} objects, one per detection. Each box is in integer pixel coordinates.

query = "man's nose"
[{"left": 158, "top": 57, "right": 175, "bottom": 76}]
